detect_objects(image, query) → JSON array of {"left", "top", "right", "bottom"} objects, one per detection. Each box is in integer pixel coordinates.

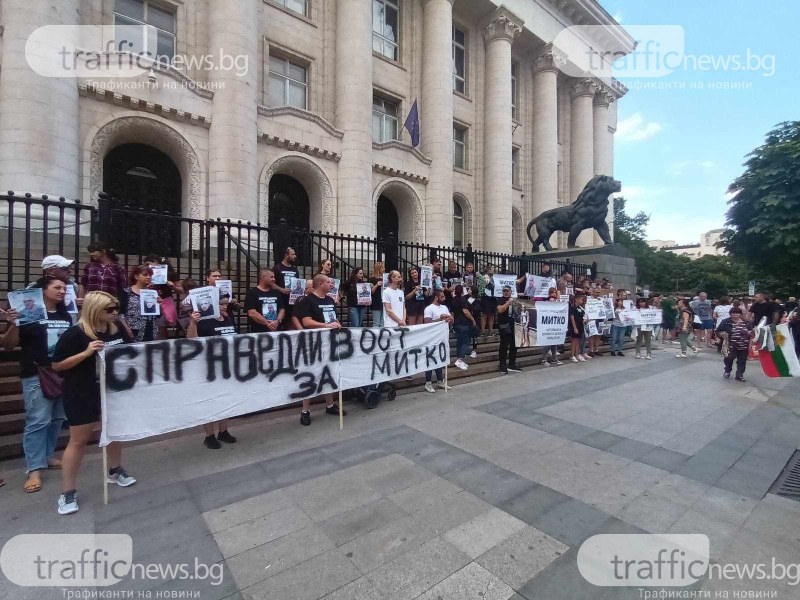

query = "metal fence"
[{"left": 0, "top": 192, "right": 596, "bottom": 326}]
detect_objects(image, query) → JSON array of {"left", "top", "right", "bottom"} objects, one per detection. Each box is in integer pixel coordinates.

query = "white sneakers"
[
  {"left": 425, "top": 381, "right": 449, "bottom": 393},
  {"left": 577, "top": 355, "right": 587, "bottom": 362},
  {"left": 424, "top": 382, "right": 436, "bottom": 393},
  {"left": 437, "top": 382, "right": 451, "bottom": 391},
  {"left": 454, "top": 359, "right": 468, "bottom": 370},
  {"left": 571, "top": 356, "right": 579, "bottom": 363},
  {"left": 470, "top": 351, "right": 477, "bottom": 358},
  {"left": 57, "top": 491, "right": 78, "bottom": 515}
]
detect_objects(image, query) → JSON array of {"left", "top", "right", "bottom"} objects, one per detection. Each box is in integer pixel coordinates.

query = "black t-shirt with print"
[
  {"left": 404, "top": 280, "right": 427, "bottom": 314},
  {"left": 18, "top": 307, "right": 73, "bottom": 378},
  {"left": 296, "top": 294, "right": 338, "bottom": 326},
  {"left": 52, "top": 325, "right": 130, "bottom": 404},
  {"left": 273, "top": 263, "right": 299, "bottom": 291},
  {"left": 443, "top": 270, "right": 462, "bottom": 290},
  {"left": 196, "top": 314, "right": 238, "bottom": 337},
  {"left": 495, "top": 297, "right": 512, "bottom": 326},
  {"left": 244, "top": 287, "right": 284, "bottom": 332}
]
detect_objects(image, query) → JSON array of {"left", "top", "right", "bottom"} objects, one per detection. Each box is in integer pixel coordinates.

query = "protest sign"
[
  {"left": 288, "top": 276, "right": 305, "bottom": 305},
  {"left": 189, "top": 286, "right": 220, "bottom": 320},
  {"left": 215, "top": 279, "right": 233, "bottom": 299},
  {"left": 356, "top": 282, "right": 372, "bottom": 306},
  {"left": 64, "top": 286, "right": 79, "bottom": 314},
  {"left": 150, "top": 264, "right": 168, "bottom": 286},
  {"left": 262, "top": 297, "right": 279, "bottom": 321},
  {"left": 535, "top": 301, "right": 569, "bottom": 345},
  {"left": 619, "top": 309, "right": 638, "bottom": 326},
  {"left": 565, "top": 286, "right": 574, "bottom": 297},
  {"left": 419, "top": 266, "right": 433, "bottom": 289},
  {"left": 493, "top": 274, "right": 518, "bottom": 298},
  {"left": 524, "top": 275, "right": 554, "bottom": 298},
  {"left": 602, "top": 297, "right": 614, "bottom": 318},
  {"left": 637, "top": 309, "right": 662, "bottom": 326},
  {"left": 100, "top": 322, "right": 451, "bottom": 444},
  {"left": 327, "top": 278, "right": 341, "bottom": 301},
  {"left": 382, "top": 273, "right": 390, "bottom": 289},
  {"left": 8, "top": 288, "right": 46, "bottom": 325},
  {"left": 140, "top": 289, "right": 160, "bottom": 316},
  {"left": 623, "top": 299, "right": 634, "bottom": 310},
  {"left": 585, "top": 298, "right": 606, "bottom": 320},
  {"left": 586, "top": 321, "right": 599, "bottom": 337}
]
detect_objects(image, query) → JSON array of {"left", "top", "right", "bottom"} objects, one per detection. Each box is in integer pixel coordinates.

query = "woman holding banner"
[
  {"left": 634, "top": 297, "right": 654, "bottom": 360},
  {"left": 187, "top": 292, "right": 238, "bottom": 449},
  {"left": 51, "top": 291, "right": 135, "bottom": 515}
]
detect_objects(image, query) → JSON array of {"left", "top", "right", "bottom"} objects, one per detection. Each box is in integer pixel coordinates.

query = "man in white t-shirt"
[
  {"left": 423, "top": 290, "right": 453, "bottom": 393},
  {"left": 382, "top": 270, "right": 407, "bottom": 327}
]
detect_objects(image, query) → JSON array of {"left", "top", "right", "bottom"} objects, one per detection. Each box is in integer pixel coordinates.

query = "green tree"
[
  {"left": 721, "top": 121, "right": 800, "bottom": 295},
  {"left": 613, "top": 196, "right": 649, "bottom": 244}
]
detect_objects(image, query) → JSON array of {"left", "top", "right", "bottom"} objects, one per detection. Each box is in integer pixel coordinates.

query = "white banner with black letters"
[
  {"left": 535, "top": 301, "right": 569, "bottom": 345},
  {"left": 100, "top": 322, "right": 450, "bottom": 445}
]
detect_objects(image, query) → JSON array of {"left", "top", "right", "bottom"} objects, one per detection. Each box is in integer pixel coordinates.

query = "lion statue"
[{"left": 526, "top": 175, "right": 621, "bottom": 252}]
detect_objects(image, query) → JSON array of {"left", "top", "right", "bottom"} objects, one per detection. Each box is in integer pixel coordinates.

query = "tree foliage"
[{"left": 720, "top": 121, "right": 800, "bottom": 295}]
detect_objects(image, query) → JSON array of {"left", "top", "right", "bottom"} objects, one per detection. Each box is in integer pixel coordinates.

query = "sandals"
[{"left": 24, "top": 473, "right": 42, "bottom": 493}]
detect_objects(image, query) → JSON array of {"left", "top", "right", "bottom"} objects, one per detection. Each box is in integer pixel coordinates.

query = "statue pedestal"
[{"left": 537, "top": 243, "right": 637, "bottom": 293}]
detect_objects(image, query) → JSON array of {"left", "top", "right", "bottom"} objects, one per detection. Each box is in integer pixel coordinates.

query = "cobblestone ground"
[{"left": 2, "top": 341, "right": 799, "bottom": 599}]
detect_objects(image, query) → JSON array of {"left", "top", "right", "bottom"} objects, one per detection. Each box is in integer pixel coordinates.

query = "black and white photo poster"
[
  {"left": 493, "top": 274, "right": 518, "bottom": 298},
  {"left": 189, "top": 286, "right": 220, "bottom": 320},
  {"left": 327, "top": 278, "right": 341, "bottom": 301},
  {"left": 150, "top": 264, "right": 168, "bottom": 286},
  {"left": 140, "top": 289, "right": 160, "bottom": 316},
  {"left": 356, "top": 282, "right": 372, "bottom": 306},
  {"left": 420, "top": 266, "right": 433, "bottom": 289},
  {"left": 288, "top": 277, "right": 306, "bottom": 305},
  {"left": 215, "top": 279, "right": 233, "bottom": 299},
  {"left": 64, "top": 286, "right": 79, "bottom": 314}
]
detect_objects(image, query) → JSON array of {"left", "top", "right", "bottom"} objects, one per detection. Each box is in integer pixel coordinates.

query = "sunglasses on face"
[{"left": 104, "top": 305, "right": 120, "bottom": 314}]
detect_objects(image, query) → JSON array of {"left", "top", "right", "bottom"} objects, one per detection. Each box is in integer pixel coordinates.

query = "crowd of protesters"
[{"left": 2, "top": 241, "right": 796, "bottom": 510}]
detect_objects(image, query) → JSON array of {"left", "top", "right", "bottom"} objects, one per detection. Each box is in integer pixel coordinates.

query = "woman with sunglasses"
[{"left": 51, "top": 292, "right": 135, "bottom": 515}]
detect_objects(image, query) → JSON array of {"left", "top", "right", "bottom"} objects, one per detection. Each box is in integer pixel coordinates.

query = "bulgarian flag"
[{"left": 755, "top": 322, "right": 800, "bottom": 377}]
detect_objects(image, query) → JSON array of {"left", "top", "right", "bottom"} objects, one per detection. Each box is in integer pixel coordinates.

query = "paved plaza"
[{"left": 2, "top": 344, "right": 800, "bottom": 599}]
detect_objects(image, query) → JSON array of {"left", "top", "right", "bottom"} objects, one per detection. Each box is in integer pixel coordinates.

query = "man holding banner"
[{"left": 296, "top": 274, "right": 345, "bottom": 426}]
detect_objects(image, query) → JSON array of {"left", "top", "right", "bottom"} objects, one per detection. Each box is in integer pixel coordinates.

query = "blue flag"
[{"left": 403, "top": 99, "right": 420, "bottom": 147}]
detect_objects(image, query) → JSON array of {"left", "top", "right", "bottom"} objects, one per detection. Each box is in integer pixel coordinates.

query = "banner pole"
[
  {"left": 102, "top": 446, "right": 109, "bottom": 506},
  {"left": 338, "top": 390, "right": 344, "bottom": 431}
]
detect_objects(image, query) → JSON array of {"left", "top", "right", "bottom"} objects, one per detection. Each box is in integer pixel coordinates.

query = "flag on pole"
[
  {"left": 403, "top": 99, "right": 420, "bottom": 147},
  {"left": 755, "top": 322, "right": 800, "bottom": 377}
]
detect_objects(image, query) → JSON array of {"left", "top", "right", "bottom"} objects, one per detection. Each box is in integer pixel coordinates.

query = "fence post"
[
  {"left": 96, "top": 192, "right": 111, "bottom": 242},
  {"left": 565, "top": 258, "right": 572, "bottom": 275},
  {"left": 216, "top": 220, "right": 226, "bottom": 266},
  {"left": 465, "top": 243, "right": 474, "bottom": 266}
]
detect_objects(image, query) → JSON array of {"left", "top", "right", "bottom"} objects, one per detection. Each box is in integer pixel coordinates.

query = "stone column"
[
  {"left": 530, "top": 45, "right": 566, "bottom": 237},
  {"left": 482, "top": 7, "right": 523, "bottom": 254},
  {"left": 569, "top": 78, "right": 598, "bottom": 247},
  {"left": 207, "top": 0, "right": 259, "bottom": 221},
  {"left": 421, "top": 0, "right": 454, "bottom": 248},
  {"left": 593, "top": 85, "right": 615, "bottom": 245},
  {"left": 334, "top": 0, "right": 373, "bottom": 237},
  {"left": 0, "top": 0, "right": 81, "bottom": 197}
]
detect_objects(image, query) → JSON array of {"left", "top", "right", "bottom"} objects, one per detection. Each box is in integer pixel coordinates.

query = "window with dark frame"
[
  {"left": 453, "top": 199, "right": 464, "bottom": 248},
  {"left": 373, "top": 0, "right": 399, "bottom": 61},
  {"left": 372, "top": 96, "right": 399, "bottom": 143},
  {"left": 511, "top": 62, "right": 519, "bottom": 120},
  {"left": 113, "top": 0, "right": 176, "bottom": 60},
  {"left": 268, "top": 54, "right": 308, "bottom": 109},
  {"left": 452, "top": 25, "right": 467, "bottom": 94},
  {"left": 272, "top": 0, "right": 308, "bottom": 16},
  {"left": 453, "top": 124, "right": 467, "bottom": 169},
  {"left": 512, "top": 147, "right": 520, "bottom": 186}
]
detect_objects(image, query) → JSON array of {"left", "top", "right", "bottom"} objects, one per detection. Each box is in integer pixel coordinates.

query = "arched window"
[{"left": 453, "top": 199, "right": 464, "bottom": 248}]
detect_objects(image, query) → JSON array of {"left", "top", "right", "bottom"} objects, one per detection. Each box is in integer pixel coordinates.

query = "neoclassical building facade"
[{"left": 0, "top": 0, "right": 633, "bottom": 254}]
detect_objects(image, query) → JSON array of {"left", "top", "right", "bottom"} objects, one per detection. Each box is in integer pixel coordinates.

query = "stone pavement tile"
[
  {"left": 356, "top": 455, "right": 437, "bottom": 497},
  {"left": 97, "top": 496, "right": 197, "bottom": 536},
  {"left": 317, "top": 434, "right": 393, "bottom": 468},
  {"left": 320, "top": 576, "right": 380, "bottom": 600},
  {"left": 475, "top": 525, "right": 568, "bottom": 590},
  {"left": 406, "top": 441, "right": 483, "bottom": 476},
  {"left": 707, "top": 431, "right": 759, "bottom": 455},
  {"left": 388, "top": 475, "right": 462, "bottom": 514},
  {"left": 410, "top": 490, "right": 493, "bottom": 537},
  {"left": 202, "top": 489, "right": 294, "bottom": 534},
  {"left": 443, "top": 507, "right": 528, "bottom": 559},
  {"left": 187, "top": 462, "right": 265, "bottom": 496},
  {"left": 284, "top": 468, "right": 382, "bottom": 523},
  {"left": 319, "top": 497, "right": 407, "bottom": 546},
  {"left": 476, "top": 400, "right": 520, "bottom": 419},
  {"left": 713, "top": 467, "right": 772, "bottom": 500},
  {"left": 646, "top": 473, "right": 711, "bottom": 507},
  {"left": 196, "top": 475, "right": 283, "bottom": 513},
  {"left": 529, "top": 498, "right": 611, "bottom": 546},
  {"left": 339, "top": 513, "right": 433, "bottom": 574},
  {"left": 553, "top": 421, "right": 597, "bottom": 442},
  {"left": 243, "top": 548, "right": 360, "bottom": 600},
  {"left": 676, "top": 451, "right": 738, "bottom": 486},
  {"left": 368, "top": 424, "right": 439, "bottom": 453},
  {"left": 226, "top": 524, "right": 335, "bottom": 589},
  {"left": 690, "top": 487, "right": 758, "bottom": 527},
  {"left": 361, "top": 537, "right": 472, "bottom": 600},
  {"left": 569, "top": 479, "right": 642, "bottom": 515},
  {"left": 153, "top": 563, "right": 240, "bottom": 600},
  {"left": 742, "top": 493, "right": 800, "bottom": 546},
  {"left": 261, "top": 449, "right": 342, "bottom": 488},
  {"left": 214, "top": 504, "right": 313, "bottom": 558},
  {"left": 416, "top": 562, "right": 515, "bottom": 600},
  {"left": 128, "top": 513, "right": 213, "bottom": 561},
  {"left": 667, "top": 510, "right": 738, "bottom": 560},
  {"left": 95, "top": 480, "right": 191, "bottom": 523},
  {"left": 515, "top": 548, "right": 605, "bottom": 600},
  {"left": 606, "top": 438, "right": 655, "bottom": 461},
  {"left": 615, "top": 492, "right": 688, "bottom": 533},
  {"left": 637, "top": 447, "right": 690, "bottom": 472},
  {"left": 442, "top": 460, "right": 538, "bottom": 506},
  {"left": 498, "top": 484, "right": 572, "bottom": 525},
  {"left": 602, "top": 420, "right": 644, "bottom": 439},
  {"left": 504, "top": 388, "right": 576, "bottom": 409},
  {"left": 579, "top": 430, "right": 625, "bottom": 451}
]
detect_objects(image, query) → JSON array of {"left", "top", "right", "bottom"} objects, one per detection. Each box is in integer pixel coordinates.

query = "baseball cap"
[{"left": 41, "top": 255, "right": 74, "bottom": 270}]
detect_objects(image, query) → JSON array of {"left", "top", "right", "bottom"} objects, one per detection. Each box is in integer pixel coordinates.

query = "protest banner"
[
  {"left": 8, "top": 288, "right": 46, "bottom": 325},
  {"left": 189, "top": 286, "right": 220, "bottom": 320},
  {"left": 585, "top": 298, "right": 606, "bottom": 320},
  {"left": 215, "top": 279, "right": 233, "bottom": 299},
  {"left": 535, "top": 301, "right": 569, "bottom": 345},
  {"left": 140, "top": 289, "right": 160, "bottom": 317},
  {"left": 419, "top": 266, "right": 433, "bottom": 289},
  {"left": 327, "top": 278, "right": 341, "bottom": 301},
  {"left": 637, "top": 309, "right": 663, "bottom": 326},
  {"left": 150, "top": 265, "right": 168, "bottom": 286},
  {"left": 356, "top": 282, "right": 372, "bottom": 306},
  {"left": 64, "top": 286, "right": 79, "bottom": 314},
  {"left": 288, "top": 276, "right": 305, "bottom": 305},
  {"left": 493, "top": 274, "right": 518, "bottom": 298},
  {"left": 524, "top": 275, "right": 554, "bottom": 298},
  {"left": 100, "top": 322, "right": 451, "bottom": 444}
]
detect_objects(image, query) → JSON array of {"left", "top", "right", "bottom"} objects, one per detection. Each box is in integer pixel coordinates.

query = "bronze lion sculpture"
[{"left": 526, "top": 175, "right": 621, "bottom": 252}]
